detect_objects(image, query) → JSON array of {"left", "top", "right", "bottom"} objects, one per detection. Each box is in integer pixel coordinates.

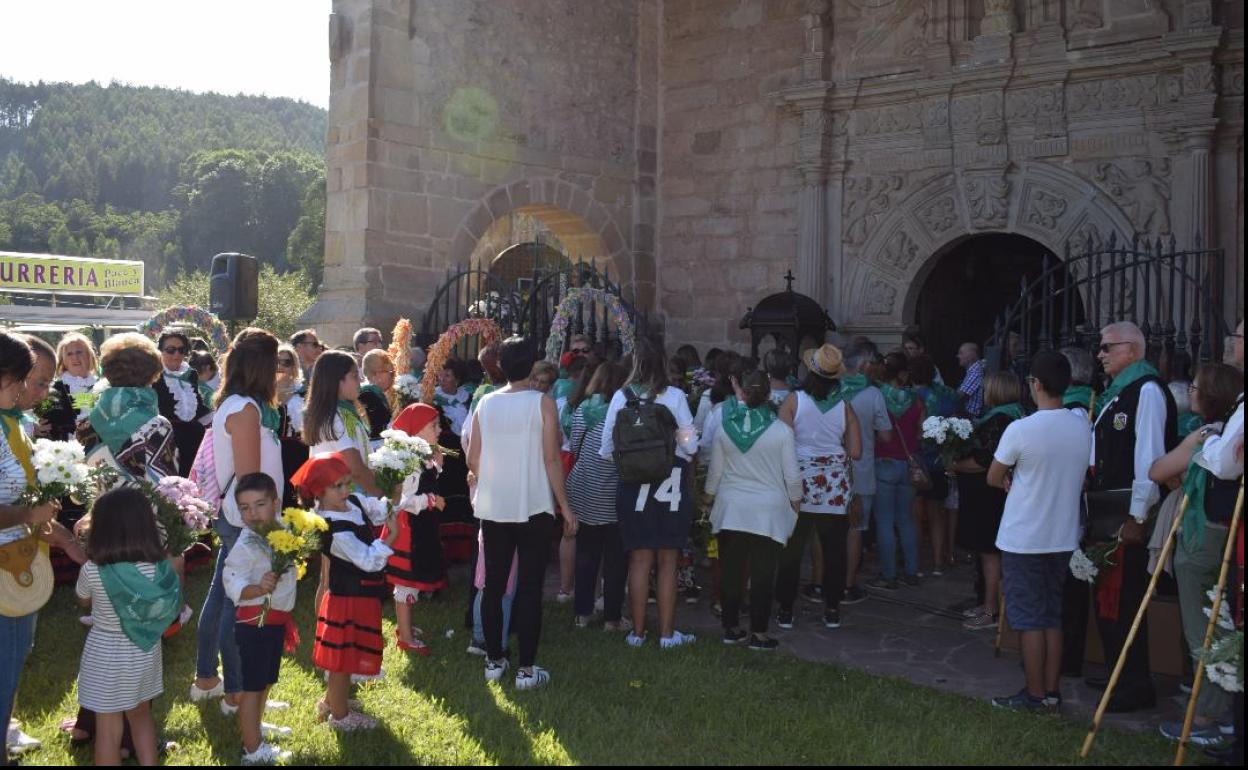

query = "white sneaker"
[
  {"left": 241, "top": 741, "right": 291, "bottom": 765},
  {"left": 349, "top": 670, "right": 385, "bottom": 685},
  {"left": 515, "top": 666, "right": 551, "bottom": 691},
  {"left": 625, "top": 631, "right": 647, "bottom": 648},
  {"left": 484, "top": 658, "right": 510, "bottom": 682},
  {"left": 223, "top": 699, "right": 291, "bottom": 716},
  {"left": 555, "top": 590, "right": 573, "bottom": 604},
  {"left": 315, "top": 699, "right": 362, "bottom": 722},
  {"left": 190, "top": 680, "right": 224, "bottom": 702},
  {"left": 261, "top": 722, "right": 293, "bottom": 740},
  {"left": 594, "top": 595, "right": 605, "bottom": 612},
  {"left": 221, "top": 699, "right": 240, "bottom": 716},
  {"left": 327, "top": 710, "right": 378, "bottom": 732},
  {"left": 6, "top": 725, "right": 40, "bottom": 755},
  {"left": 466, "top": 640, "right": 487, "bottom": 656},
  {"left": 660, "top": 631, "right": 696, "bottom": 649}
]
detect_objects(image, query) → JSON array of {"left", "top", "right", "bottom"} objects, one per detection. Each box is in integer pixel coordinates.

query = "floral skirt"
[{"left": 799, "top": 454, "right": 850, "bottom": 515}]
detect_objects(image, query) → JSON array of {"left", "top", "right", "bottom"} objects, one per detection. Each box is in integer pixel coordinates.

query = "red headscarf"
[
  {"left": 289, "top": 452, "right": 351, "bottom": 499},
  {"left": 393, "top": 403, "right": 439, "bottom": 437}
]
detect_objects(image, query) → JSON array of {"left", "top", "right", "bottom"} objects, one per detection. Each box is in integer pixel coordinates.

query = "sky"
[{"left": 0, "top": 0, "right": 331, "bottom": 108}]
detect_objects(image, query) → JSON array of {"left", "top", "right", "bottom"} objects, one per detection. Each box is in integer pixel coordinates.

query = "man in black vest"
[{"left": 1086, "top": 321, "right": 1177, "bottom": 712}]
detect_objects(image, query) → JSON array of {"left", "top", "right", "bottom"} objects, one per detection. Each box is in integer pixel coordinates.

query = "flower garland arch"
[
  {"left": 544, "top": 287, "right": 635, "bottom": 363},
  {"left": 420, "top": 318, "right": 503, "bottom": 405},
  {"left": 137, "top": 305, "right": 231, "bottom": 355}
]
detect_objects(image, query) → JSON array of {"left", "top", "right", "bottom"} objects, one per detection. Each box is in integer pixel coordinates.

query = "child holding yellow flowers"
[{"left": 224, "top": 472, "right": 324, "bottom": 765}]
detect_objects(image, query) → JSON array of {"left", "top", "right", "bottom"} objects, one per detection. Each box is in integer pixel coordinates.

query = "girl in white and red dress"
[
  {"left": 290, "top": 453, "right": 399, "bottom": 732},
  {"left": 384, "top": 403, "right": 448, "bottom": 655}
]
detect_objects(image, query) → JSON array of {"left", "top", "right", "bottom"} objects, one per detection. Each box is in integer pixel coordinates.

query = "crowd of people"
[{"left": 0, "top": 313, "right": 1242, "bottom": 764}]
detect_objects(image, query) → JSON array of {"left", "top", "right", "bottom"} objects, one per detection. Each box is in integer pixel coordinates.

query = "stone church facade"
[{"left": 309, "top": 0, "right": 1244, "bottom": 354}]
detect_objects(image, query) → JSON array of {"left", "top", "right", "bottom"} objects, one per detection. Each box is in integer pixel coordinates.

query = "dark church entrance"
[{"left": 914, "top": 233, "right": 1064, "bottom": 382}]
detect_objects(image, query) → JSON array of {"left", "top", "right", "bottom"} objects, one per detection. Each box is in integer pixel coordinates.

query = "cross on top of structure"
[{"left": 783, "top": 270, "right": 795, "bottom": 292}]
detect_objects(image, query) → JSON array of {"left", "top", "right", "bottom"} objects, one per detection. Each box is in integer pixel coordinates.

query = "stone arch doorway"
[{"left": 913, "top": 233, "right": 1076, "bottom": 381}]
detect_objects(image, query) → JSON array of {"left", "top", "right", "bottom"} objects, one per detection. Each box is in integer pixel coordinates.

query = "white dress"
[{"left": 76, "top": 561, "right": 164, "bottom": 712}]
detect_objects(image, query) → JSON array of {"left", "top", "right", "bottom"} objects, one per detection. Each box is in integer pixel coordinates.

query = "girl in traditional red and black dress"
[
  {"left": 384, "top": 403, "right": 447, "bottom": 655},
  {"left": 290, "top": 453, "right": 398, "bottom": 732}
]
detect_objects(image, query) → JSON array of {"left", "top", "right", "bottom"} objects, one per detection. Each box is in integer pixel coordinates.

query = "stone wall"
[{"left": 308, "top": 0, "right": 646, "bottom": 344}]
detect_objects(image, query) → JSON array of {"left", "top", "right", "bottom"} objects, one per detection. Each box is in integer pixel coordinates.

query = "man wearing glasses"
[
  {"left": 1085, "top": 321, "right": 1177, "bottom": 712},
  {"left": 290, "top": 329, "right": 325, "bottom": 382},
  {"left": 353, "top": 327, "right": 385, "bottom": 356}
]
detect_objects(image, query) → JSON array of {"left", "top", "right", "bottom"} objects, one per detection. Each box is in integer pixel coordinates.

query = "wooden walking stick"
[
  {"left": 994, "top": 585, "right": 1006, "bottom": 657},
  {"left": 1080, "top": 492, "right": 1190, "bottom": 759},
  {"left": 1174, "top": 479, "right": 1244, "bottom": 766}
]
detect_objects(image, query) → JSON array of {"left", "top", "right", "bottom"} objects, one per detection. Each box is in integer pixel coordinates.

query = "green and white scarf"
[
  {"left": 1099, "top": 360, "right": 1161, "bottom": 409},
  {"left": 880, "top": 383, "right": 916, "bottom": 417},
  {"left": 98, "top": 560, "right": 182, "bottom": 652},
  {"left": 90, "top": 387, "right": 160, "bottom": 454},
  {"left": 721, "top": 397, "right": 777, "bottom": 453},
  {"left": 976, "top": 402, "right": 1026, "bottom": 427}
]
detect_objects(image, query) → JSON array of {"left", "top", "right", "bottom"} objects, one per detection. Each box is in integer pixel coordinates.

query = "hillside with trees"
[{"left": 0, "top": 78, "right": 327, "bottom": 292}]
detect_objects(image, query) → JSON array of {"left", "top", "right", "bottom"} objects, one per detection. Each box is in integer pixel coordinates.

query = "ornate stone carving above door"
[{"left": 962, "top": 171, "right": 1011, "bottom": 229}]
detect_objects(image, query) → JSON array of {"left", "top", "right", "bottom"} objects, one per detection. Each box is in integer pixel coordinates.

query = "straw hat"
[{"left": 802, "top": 344, "right": 845, "bottom": 379}]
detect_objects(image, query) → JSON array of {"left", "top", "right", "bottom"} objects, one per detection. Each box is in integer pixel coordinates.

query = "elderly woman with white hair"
[
  {"left": 42, "top": 333, "right": 101, "bottom": 442},
  {"left": 1084, "top": 320, "right": 1177, "bottom": 713}
]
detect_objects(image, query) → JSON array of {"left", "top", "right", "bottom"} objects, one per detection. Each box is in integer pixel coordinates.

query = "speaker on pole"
[{"left": 208, "top": 253, "right": 258, "bottom": 321}]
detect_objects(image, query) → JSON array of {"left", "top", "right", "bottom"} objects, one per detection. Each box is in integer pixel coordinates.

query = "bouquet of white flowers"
[
  {"left": 368, "top": 428, "right": 438, "bottom": 498},
  {"left": 1068, "top": 539, "right": 1121, "bottom": 584},
  {"left": 20, "top": 438, "right": 111, "bottom": 507},
  {"left": 921, "top": 416, "right": 975, "bottom": 467},
  {"left": 395, "top": 374, "right": 423, "bottom": 408},
  {"left": 1196, "top": 587, "right": 1242, "bottom": 693}
]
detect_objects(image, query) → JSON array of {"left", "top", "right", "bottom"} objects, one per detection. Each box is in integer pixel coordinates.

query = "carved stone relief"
[
  {"left": 1093, "top": 158, "right": 1172, "bottom": 235},
  {"left": 917, "top": 195, "right": 958, "bottom": 236},
  {"left": 864, "top": 277, "right": 898, "bottom": 315},
  {"left": 963, "top": 171, "right": 1011, "bottom": 228},
  {"left": 951, "top": 92, "right": 1005, "bottom": 145},
  {"left": 1068, "top": 76, "right": 1160, "bottom": 115},
  {"left": 1183, "top": 63, "right": 1216, "bottom": 96},
  {"left": 847, "top": 0, "right": 930, "bottom": 75},
  {"left": 1006, "top": 85, "right": 1066, "bottom": 139},
  {"left": 853, "top": 103, "right": 923, "bottom": 136},
  {"left": 1026, "top": 189, "right": 1068, "bottom": 230},
  {"left": 843, "top": 175, "right": 905, "bottom": 246},
  {"left": 877, "top": 230, "right": 921, "bottom": 271},
  {"left": 1226, "top": 66, "right": 1245, "bottom": 97}
]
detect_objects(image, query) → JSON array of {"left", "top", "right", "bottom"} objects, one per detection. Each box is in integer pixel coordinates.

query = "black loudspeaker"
[{"left": 209, "top": 253, "right": 258, "bottom": 320}]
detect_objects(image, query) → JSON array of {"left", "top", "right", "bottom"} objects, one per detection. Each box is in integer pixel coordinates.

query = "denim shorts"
[{"left": 1001, "top": 551, "right": 1071, "bottom": 631}]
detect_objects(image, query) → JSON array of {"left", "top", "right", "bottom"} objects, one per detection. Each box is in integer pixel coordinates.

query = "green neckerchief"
[
  {"left": 90, "top": 387, "right": 160, "bottom": 454},
  {"left": 1063, "top": 385, "right": 1093, "bottom": 411},
  {"left": 1177, "top": 412, "right": 1202, "bottom": 439},
  {"left": 468, "top": 382, "right": 497, "bottom": 415},
  {"left": 810, "top": 385, "right": 847, "bottom": 414},
  {"left": 1180, "top": 447, "right": 1211, "bottom": 552},
  {"left": 576, "top": 393, "right": 609, "bottom": 434},
  {"left": 360, "top": 384, "right": 388, "bottom": 405},
  {"left": 98, "top": 560, "right": 182, "bottom": 652},
  {"left": 196, "top": 383, "right": 215, "bottom": 408},
  {"left": 163, "top": 365, "right": 195, "bottom": 384},
  {"left": 1099, "top": 360, "right": 1161, "bottom": 409},
  {"left": 337, "top": 400, "right": 368, "bottom": 446},
  {"left": 838, "top": 374, "right": 871, "bottom": 406},
  {"left": 551, "top": 378, "right": 576, "bottom": 403},
  {"left": 721, "top": 396, "right": 778, "bottom": 454},
  {"left": 258, "top": 401, "right": 281, "bottom": 436},
  {"left": 976, "top": 402, "right": 1026, "bottom": 427},
  {"left": 880, "top": 383, "right": 915, "bottom": 417}
]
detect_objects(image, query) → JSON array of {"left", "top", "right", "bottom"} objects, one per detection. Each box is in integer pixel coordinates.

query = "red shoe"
[{"left": 395, "top": 631, "right": 431, "bottom": 656}]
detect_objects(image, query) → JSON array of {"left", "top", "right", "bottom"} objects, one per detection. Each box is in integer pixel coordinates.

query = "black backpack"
[{"left": 612, "top": 387, "right": 678, "bottom": 483}]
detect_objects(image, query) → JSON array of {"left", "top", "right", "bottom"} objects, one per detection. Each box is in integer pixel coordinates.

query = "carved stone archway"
[
  {"left": 446, "top": 176, "right": 634, "bottom": 301},
  {"left": 844, "top": 161, "right": 1138, "bottom": 327}
]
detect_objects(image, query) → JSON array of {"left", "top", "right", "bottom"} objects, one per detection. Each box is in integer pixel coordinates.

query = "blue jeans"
[
  {"left": 0, "top": 612, "right": 36, "bottom": 753},
  {"left": 875, "top": 458, "right": 919, "bottom": 580},
  {"left": 472, "top": 590, "right": 513, "bottom": 650},
  {"left": 196, "top": 517, "right": 243, "bottom": 693}
]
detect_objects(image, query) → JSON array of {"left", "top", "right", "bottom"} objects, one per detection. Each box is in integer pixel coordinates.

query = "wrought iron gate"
[{"left": 988, "top": 232, "right": 1230, "bottom": 380}]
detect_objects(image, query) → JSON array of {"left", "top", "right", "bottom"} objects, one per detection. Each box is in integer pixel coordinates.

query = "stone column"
[
  {"left": 1184, "top": 129, "right": 1216, "bottom": 250},
  {"left": 797, "top": 168, "right": 828, "bottom": 307},
  {"left": 826, "top": 160, "right": 847, "bottom": 317}
]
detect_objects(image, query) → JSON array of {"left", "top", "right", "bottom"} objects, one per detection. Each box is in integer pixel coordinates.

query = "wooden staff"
[
  {"left": 1174, "top": 479, "right": 1244, "bottom": 766},
  {"left": 994, "top": 585, "right": 1006, "bottom": 657},
  {"left": 1080, "top": 492, "right": 1189, "bottom": 759}
]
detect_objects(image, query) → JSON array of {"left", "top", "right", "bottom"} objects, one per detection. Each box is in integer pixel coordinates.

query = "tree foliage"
[{"left": 156, "top": 265, "right": 315, "bottom": 341}]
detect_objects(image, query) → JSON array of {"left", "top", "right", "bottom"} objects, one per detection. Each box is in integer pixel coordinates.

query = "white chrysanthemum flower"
[{"left": 1069, "top": 550, "right": 1099, "bottom": 583}]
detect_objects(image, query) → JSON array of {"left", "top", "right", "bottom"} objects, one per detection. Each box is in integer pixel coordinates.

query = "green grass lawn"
[{"left": 15, "top": 565, "right": 1181, "bottom": 765}]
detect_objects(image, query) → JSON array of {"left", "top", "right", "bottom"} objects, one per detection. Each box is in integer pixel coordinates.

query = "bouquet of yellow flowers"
[{"left": 254, "top": 507, "right": 328, "bottom": 625}]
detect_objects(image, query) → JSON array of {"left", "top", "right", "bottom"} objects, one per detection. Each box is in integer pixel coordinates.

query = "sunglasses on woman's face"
[
  {"left": 278, "top": 358, "right": 295, "bottom": 367},
  {"left": 162, "top": 346, "right": 187, "bottom": 355}
]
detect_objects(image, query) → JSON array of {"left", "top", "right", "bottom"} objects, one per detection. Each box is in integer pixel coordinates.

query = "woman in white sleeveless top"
[
  {"left": 775, "top": 344, "right": 862, "bottom": 630},
  {"left": 468, "top": 337, "right": 577, "bottom": 691}
]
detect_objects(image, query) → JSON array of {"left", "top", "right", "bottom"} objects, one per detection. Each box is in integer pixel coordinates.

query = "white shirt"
[
  {"left": 61, "top": 372, "right": 99, "bottom": 421},
  {"left": 1090, "top": 381, "right": 1168, "bottom": 522},
  {"left": 310, "top": 411, "right": 370, "bottom": 461},
  {"left": 0, "top": 431, "right": 29, "bottom": 546},
  {"left": 848, "top": 386, "right": 891, "bottom": 495},
  {"left": 600, "top": 385, "right": 697, "bottom": 461},
  {"left": 705, "top": 420, "right": 801, "bottom": 545},
  {"left": 213, "top": 395, "right": 285, "bottom": 529},
  {"left": 995, "top": 409, "right": 1093, "bottom": 553},
  {"left": 472, "top": 389, "right": 554, "bottom": 523},
  {"left": 792, "top": 392, "right": 847, "bottom": 461},
  {"left": 223, "top": 527, "right": 298, "bottom": 611},
  {"left": 435, "top": 386, "right": 472, "bottom": 436},
  {"left": 322, "top": 497, "right": 393, "bottom": 572},
  {"left": 699, "top": 402, "right": 723, "bottom": 456},
  {"left": 1198, "top": 396, "right": 1244, "bottom": 481}
]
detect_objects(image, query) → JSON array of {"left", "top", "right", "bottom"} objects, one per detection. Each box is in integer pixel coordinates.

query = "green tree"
[
  {"left": 156, "top": 265, "right": 315, "bottom": 341},
  {"left": 286, "top": 177, "right": 326, "bottom": 289}
]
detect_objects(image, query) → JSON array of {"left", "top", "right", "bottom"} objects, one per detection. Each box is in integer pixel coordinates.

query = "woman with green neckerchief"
[
  {"left": 303, "top": 350, "right": 380, "bottom": 496},
  {"left": 192, "top": 329, "right": 287, "bottom": 717},
  {"left": 707, "top": 370, "right": 807, "bottom": 650},
  {"left": 773, "top": 344, "right": 863, "bottom": 632},
  {"left": 1146, "top": 361, "right": 1243, "bottom": 742},
  {"left": 871, "top": 352, "right": 926, "bottom": 592},
  {"left": 950, "top": 370, "right": 1027, "bottom": 631},
  {"left": 566, "top": 361, "right": 631, "bottom": 630}
]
